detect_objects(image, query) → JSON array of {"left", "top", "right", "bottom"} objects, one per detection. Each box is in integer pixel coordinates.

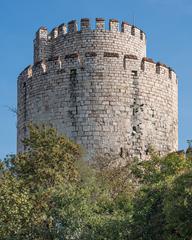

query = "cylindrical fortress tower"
[{"left": 17, "top": 18, "right": 178, "bottom": 160}]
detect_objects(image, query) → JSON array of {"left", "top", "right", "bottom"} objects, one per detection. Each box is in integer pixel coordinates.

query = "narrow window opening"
[
  {"left": 131, "top": 26, "right": 135, "bottom": 36},
  {"left": 141, "top": 61, "right": 145, "bottom": 71},
  {"left": 140, "top": 31, "right": 143, "bottom": 40},
  {"left": 169, "top": 70, "right": 172, "bottom": 79},
  {"left": 70, "top": 69, "right": 77, "bottom": 81},
  {"left": 120, "top": 147, "right": 123, "bottom": 158},
  {"left": 156, "top": 65, "right": 160, "bottom": 74},
  {"left": 131, "top": 70, "right": 138, "bottom": 77}
]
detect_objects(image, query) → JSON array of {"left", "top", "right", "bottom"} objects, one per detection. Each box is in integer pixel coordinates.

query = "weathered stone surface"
[{"left": 17, "top": 18, "right": 178, "bottom": 160}]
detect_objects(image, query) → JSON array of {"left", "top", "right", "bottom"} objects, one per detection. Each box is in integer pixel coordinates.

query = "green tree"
[
  {"left": 131, "top": 151, "right": 192, "bottom": 240},
  {"left": 164, "top": 171, "right": 192, "bottom": 239},
  {"left": 0, "top": 170, "right": 33, "bottom": 239},
  {"left": 3, "top": 124, "right": 192, "bottom": 239},
  {"left": 0, "top": 124, "right": 82, "bottom": 239},
  {"left": 0, "top": 124, "right": 134, "bottom": 240}
]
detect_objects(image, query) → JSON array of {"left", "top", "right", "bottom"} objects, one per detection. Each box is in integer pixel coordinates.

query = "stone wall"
[{"left": 17, "top": 18, "right": 178, "bottom": 160}]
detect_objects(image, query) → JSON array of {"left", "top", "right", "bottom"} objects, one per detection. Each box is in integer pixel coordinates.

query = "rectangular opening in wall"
[
  {"left": 120, "top": 147, "right": 123, "bottom": 158},
  {"left": 140, "top": 31, "right": 144, "bottom": 40},
  {"left": 131, "top": 70, "right": 138, "bottom": 77},
  {"left": 156, "top": 65, "right": 160, "bottom": 74},
  {"left": 70, "top": 69, "right": 77, "bottom": 81},
  {"left": 169, "top": 70, "right": 172, "bottom": 79},
  {"left": 131, "top": 26, "right": 135, "bottom": 36}
]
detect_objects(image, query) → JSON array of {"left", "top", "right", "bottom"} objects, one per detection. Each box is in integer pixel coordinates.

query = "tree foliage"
[
  {"left": 1, "top": 125, "right": 192, "bottom": 239},
  {"left": 131, "top": 151, "right": 192, "bottom": 240},
  {"left": 0, "top": 124, "right": 133, "bottom": 239}
]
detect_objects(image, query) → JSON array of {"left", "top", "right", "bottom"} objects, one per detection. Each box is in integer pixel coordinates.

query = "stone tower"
[{"left": 17, "top": 18, "right": 178, "bottom": 160}]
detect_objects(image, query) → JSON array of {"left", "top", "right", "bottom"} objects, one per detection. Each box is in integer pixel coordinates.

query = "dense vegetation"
[{"left": 0, "top": 125, "right": 192, "bottom": 240}]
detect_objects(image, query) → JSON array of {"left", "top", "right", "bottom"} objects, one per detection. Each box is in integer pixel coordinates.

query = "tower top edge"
[{"left": 35, "top": 18, "right": 146, "bottom": 38}]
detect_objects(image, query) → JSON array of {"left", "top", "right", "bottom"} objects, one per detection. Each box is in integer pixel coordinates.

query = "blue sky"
[{"left": 0, "top": 0, "right": 191, "bottom": 159}]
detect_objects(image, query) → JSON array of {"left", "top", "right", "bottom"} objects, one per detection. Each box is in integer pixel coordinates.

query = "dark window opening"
[
  {"left": 131, "top": 26, "right": 135, "bottom": 36},
  {"left": 140, "top": 31, "right": 143, "bottom": 40},
  {"left": 141, "top": 61, "right": 145, "bottom": 71},
  {"left": 131, "top": 70, "right": 138, "bottom": 77},
  {"left": 120, "top": 147, "right": 123, "bottom": 158},
  {"left": 70, "top": 69, "right": 77, "bottom": 81},
  {"left": 169, "top": 70, "right": 172, "bottom": 79},
  {"left": 156, "top": 66, "right": 160, "bottom": 74}
]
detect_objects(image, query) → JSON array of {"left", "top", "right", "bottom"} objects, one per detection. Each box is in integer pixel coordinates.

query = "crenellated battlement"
[
  {"left": 141, "top": 57, "right": 176, "bottom": 81},
  {"left": 45, "top": 18, "right": 146, "bottom": 37},
  {"left": 20, "top": 54, "right": 176, "bottom": 84},
  {"left": 18, "top": 65, "right": 33, "bottom": 81},
  {"left": 33, "top": 18, "right": 146, "bottom": 64},
  {"left": 35, "top": 26, "right": 48, "bottom": 40},
  {"left": 58, "top": 23, "right": 67, "bottom": 35},
  {"left": 18, "top": 17, "right": 178, "bottom": 160}
]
